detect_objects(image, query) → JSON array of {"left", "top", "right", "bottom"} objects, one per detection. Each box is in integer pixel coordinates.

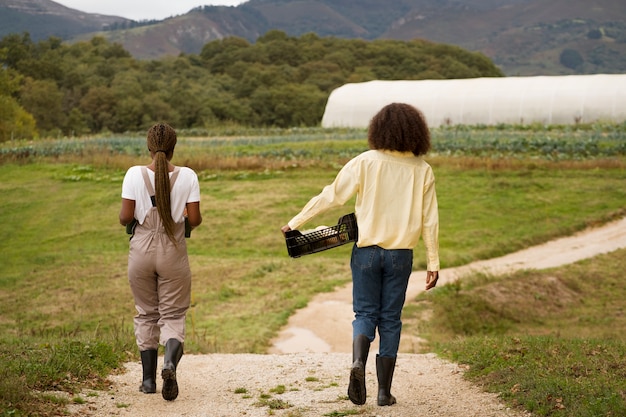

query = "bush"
[{"left": 560, "top": 48, "right": 584, "bottom": 70}]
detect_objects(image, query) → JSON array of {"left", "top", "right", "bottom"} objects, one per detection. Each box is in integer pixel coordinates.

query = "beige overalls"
[{"left": 127, "top": 167, "right": 191, "bottom": 351}]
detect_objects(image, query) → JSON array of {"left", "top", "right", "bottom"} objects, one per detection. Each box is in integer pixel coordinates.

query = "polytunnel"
[{"left": 320, "top": 74, "right": 626, "bottom": 128}]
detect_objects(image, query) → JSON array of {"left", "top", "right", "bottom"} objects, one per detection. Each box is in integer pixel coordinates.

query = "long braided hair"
[{"left": 146, "top": 123, "right": 178, "bottom": 243}]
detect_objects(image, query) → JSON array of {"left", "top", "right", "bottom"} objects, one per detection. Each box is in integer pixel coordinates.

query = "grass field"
[{"left": 0, "top": 124, "right": 625, "bottom": 416}]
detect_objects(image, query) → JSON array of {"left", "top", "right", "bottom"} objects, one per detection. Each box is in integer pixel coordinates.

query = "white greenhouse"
[{"left": 321, "top": 74, "right": 626, "bottom": 128}]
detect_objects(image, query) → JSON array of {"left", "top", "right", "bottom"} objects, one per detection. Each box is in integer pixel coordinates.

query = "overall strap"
[
  {"left": 170, "top": 167, "right": 180, "bottom": 188},
  {"left": 141, "top": 166, "right": 181, "bottom": 207}
]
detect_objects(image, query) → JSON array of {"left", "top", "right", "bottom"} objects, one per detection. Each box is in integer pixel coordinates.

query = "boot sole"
[
  {"left": 348, "top": 365, "right": 366, "bottom": 405},
  {"left": 161, "top": 368, "right": 178, "bottom": 401}
]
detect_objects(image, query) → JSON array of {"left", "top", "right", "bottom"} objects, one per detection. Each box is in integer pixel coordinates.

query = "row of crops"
[{"left": 1, "top": 123, "right": 625, "bottom": 163}]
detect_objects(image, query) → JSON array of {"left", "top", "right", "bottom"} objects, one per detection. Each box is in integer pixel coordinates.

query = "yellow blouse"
[{"left": 288, "top": 149, "right": 440, "bottom": 271}]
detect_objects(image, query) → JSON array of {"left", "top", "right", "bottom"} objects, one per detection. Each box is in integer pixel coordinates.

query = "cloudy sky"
[{"left": 55, "top": 0, "right": 249, "bottom": 21}]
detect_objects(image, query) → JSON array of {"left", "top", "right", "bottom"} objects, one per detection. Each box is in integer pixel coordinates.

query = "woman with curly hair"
[
  {"left": 281, "top": 103, "right": 440, "bottom": 407},
  {"left": 119, "top": 122, "right": 202, "bottom": 401}
]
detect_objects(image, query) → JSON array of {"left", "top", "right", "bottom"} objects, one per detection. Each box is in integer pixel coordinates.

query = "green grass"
[
  {"left": 0, "top": 124, "right": 625, "bottom": 415},
  {"left": 323, "top": 409, "right": 363, "bottom": 416},
  {"left": 412, "top": 248, "right": 626, "bottom": 416},
  {"left": 438, "top": 335, "right": 626, "bottom": 416}
]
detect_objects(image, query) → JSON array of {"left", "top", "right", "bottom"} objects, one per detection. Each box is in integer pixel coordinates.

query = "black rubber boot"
[
  {"left": 139, "top": 349, "right": 157, "bottom": 394},
  {"left": 161, "top": 338, "right": 183, "bottom": 401},
  {"left": 376, "top": 355, "right": 397, "bottom": 406},
  {"left": 347, "top": 334, "right": 370, "bottom": 405}
]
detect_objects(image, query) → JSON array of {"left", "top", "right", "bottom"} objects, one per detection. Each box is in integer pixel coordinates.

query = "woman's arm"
[
  {"left": 119, "top": 198, "right": 136, "bottom": 226},
  {"left": 421, "top": 171, "right": 439, "bottom": 271},
  {"left": 185, "top": 201, "right": 202, "bottom": 228}
]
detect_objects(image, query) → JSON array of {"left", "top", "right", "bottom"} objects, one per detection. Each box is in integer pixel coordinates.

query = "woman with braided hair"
[{"left": 119, "top": 122, "right": 202, "bottom": 401}]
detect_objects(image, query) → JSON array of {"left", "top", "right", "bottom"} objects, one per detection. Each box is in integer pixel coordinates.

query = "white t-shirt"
[{"left": 121, "top": 165, "right": 201, "bottom": 224}]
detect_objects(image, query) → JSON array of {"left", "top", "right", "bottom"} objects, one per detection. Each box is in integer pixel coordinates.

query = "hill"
[
  {"left": 382, "top": 0, "right": 626, "bottom": 75},
  {"left": 1, "top": 0, "right": 626, "bottom": 75},
  {"left": 0, "top": 0, "right": 130, "bottom": 40}
]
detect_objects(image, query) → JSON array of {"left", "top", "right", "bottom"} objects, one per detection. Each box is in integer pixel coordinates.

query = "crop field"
[{"left": 2, "top": 123, "right": 626, "bottom": 163}]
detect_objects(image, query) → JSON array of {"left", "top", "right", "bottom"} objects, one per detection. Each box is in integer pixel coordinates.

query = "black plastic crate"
[{"left": 285, "top": 213, "right": 358, "bottom": 258}]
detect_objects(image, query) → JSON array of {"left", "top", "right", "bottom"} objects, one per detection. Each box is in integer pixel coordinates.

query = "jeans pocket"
[
  {"left": 391, "top": 249, "right": 413, "bottom": 273},
  {"left": 351, "top": 245, "right": 375, "bottom": 270}
]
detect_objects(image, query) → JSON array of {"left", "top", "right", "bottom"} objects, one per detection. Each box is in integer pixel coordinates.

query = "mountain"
[
  {"left": 0, "top": 0, "right": 131, "bottom": 40},
  {"left": 381, "top": 0, "right": 626, "bottom": 75},
  {"left": 2, "top": 0, "right": 625, "bottom": 76}
]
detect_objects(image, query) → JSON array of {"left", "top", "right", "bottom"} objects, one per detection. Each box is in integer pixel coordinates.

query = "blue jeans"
[{"left": 350, "top": 245, "right": 413, "bottom": 358}]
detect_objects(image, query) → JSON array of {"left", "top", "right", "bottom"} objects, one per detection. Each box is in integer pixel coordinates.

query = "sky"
[{"left": 54, "top": 0, "right": 249, "bottom": 21}]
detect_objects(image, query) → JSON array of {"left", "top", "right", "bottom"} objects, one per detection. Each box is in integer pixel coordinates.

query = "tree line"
[{"left": 0, "top": 30, "right": 503, "bottom": 141}]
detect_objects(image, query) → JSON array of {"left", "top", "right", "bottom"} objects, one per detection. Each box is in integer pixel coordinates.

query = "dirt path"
[{"left": 70, "top": 216, "right": 626, "bottom": 417}]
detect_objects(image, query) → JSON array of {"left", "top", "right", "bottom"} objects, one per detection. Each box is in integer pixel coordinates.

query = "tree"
[
  {"left": 0, "top": 65, "right": 22, "bottom": 97},
  {"left": 0, "top": 33, "right": 34, "bottom": 70},
  {"left": 297, "top": 60, "right": 344, "bottom": 92},
  {"left": 250, "top": 83, "right": 326, "bottom": 127},
  {"left": 0, "top": 30, "right": 505, "bottom": 132},
  {"left": 0, "top": 95, "right": 37, "bottom": 141},
  {"left": 200, "top": 37, "right": 251, "bottom": 73},
  {"left": 256, "top": 30, "right": 289, "bottom": 43},
  {"left": 560, "top": 49, "right": 584, "bottom": 70},
  {"left": 587, "top": 29, "right": 603, "bottom": 40},
  {"left": 19, "top": 78, "right": 65, "bottom": 134},
  {"left": 141, "top": 92, "right": 180, "bottom": 128},
  {"left": 65, "top": 108, "right": 89, "bottom": 137},
  {"left": 79, "top": 86, "right": 116, "bottom": 132}
]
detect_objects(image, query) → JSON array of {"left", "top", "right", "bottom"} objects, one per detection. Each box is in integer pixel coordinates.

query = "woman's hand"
[
  {"left": 281, "top": 225, "right": 291, "bottom": 236},
  {"left": 426, "top": 270, "right": 439, "bottom": 290}
]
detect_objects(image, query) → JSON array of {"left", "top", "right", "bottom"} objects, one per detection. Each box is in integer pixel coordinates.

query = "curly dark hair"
[{"left": 367, "top": 103, "right": 431, "bottom": 156}]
